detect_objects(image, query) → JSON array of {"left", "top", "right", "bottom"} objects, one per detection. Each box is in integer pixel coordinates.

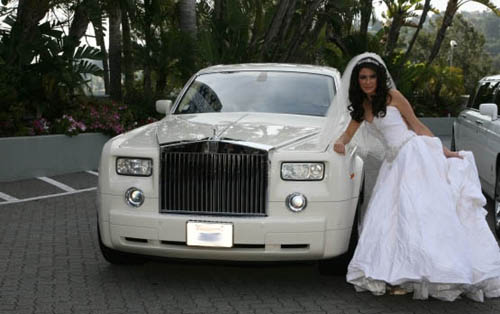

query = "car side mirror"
[
  {"left": 479, "top": 103, "right": 498, "bottom": 121},
  {"left": 156, "top": 99, "right": 172, "bottom": 115}
]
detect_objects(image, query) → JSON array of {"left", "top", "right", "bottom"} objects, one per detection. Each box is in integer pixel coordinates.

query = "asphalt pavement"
[{"left": 1, "top": 136, "right": 500, "bottom": 314}]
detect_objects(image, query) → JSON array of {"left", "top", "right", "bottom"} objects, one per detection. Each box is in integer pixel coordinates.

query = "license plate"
[{"left": 186, "top": 221, "right": 233, "bottom": 248}]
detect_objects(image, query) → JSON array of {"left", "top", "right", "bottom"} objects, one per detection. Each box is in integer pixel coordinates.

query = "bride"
[{"left": 324, "top": 52, "right": 500, "bottom": 302}]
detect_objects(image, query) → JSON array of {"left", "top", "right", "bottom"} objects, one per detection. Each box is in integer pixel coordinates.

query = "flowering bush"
[
  {"left": 51, "top": 115, "right": 87, "bottom": 136},
  {"left": 23, "top": 100, "right": 160, "bottom": 137},
  {"left": 78, "top": 101, "right": 134, "bottom": 136},
  {"left": 30, "top": 118, "right": 52, "bottom": 135}
]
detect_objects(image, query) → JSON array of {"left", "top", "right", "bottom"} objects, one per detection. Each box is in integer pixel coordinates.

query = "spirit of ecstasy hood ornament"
[{"left": 211, "top": 127, "right": 220, "bottom": 140}]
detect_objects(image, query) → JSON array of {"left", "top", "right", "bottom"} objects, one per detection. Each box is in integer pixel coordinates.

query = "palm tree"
[
  {"left": 63, "top": 2, "right": 90, "bottom": 58},
  {"left": 108, "top": 0, "right": 122, "bottom": 101},
  {"left": 179, "top": 0, "right": 197, "bottom": 37},
  {"left": 427, "top": 0, "right": 499, "bottom": 65},
  {"left": 383, "top": 0, "right": 430, "bottom": 58},
  {"left": 6, "top": 0, "right": 50, "bottom": 67},
  {"left": 90, "top": 1, "right": 110, "bottom": 95},
  {"left": 141, "top": 0, "right": 154, "bottom": 103},
  {"left": 261, "top": 0, "right": 297, "bottom": 60},
  {"left": 121, "top": 0, "right": 135, "bottom": 98},
  {"left": 282, "top": 0, "right": 324, "bottom": 62},
  {"left": 404, "top": 0, "right": 431, "bottom": 60},
  {"left": 359, "top": 0, "right": 373, "bottom": 38}
]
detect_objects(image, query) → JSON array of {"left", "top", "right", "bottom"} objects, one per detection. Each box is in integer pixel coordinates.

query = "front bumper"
[{"left": 98, "top": 193, "right": 357, "bottom": 261}]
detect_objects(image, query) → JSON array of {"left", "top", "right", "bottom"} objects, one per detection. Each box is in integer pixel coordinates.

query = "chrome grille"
[{"left": 160, "top": 142, "right": 268, "bottom": 216}]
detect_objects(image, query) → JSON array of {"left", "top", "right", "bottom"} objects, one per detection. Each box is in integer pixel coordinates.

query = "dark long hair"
[{"left": 348, "top": 60, "right": 391, "bottom": 122}]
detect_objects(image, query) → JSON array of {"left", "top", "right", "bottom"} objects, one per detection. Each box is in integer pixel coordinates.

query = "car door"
[
  {"left": 455, "top": 109, "right": 477, "bottom": 152},
  {"left": 472, "top": 81, "right": 499, "bottom": 190},
  {"left": 455, "top": 82, "right": 489, "bottom": 153},
  {"left": 483, "top": 84, "right": 500, "bottom": 197}
]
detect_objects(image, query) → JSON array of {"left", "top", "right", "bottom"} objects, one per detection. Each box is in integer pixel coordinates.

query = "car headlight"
[
  {"left": 281, "top": 162, "right": 324, "bottom": 181},
  {"left": 116, "top": 158, "right": 152, "bottom": 176}
]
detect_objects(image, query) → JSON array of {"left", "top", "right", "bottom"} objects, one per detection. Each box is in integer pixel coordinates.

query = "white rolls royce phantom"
[
  {"left": 97, "top": 64, "right": 364, "bottom": 273},
  {"left": 453, "top": 74, "right": 500, "bottom": 237}
]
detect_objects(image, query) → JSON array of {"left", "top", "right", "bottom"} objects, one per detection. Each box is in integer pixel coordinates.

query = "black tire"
[
  {"left": 495, "top": 167, "right": 500, "bottom": 239},
  {"left": 450, "top": 126, "right": 456, "bottom": 151},
  {"left": 98, "top": 224, "right": 147, "bottom": 265},
  {"left": 318, "top": 179, "right": 364, "bottom": 276}
]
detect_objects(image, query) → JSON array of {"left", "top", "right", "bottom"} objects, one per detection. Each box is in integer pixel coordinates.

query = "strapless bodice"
[{"left": 366, "top": 106, "right": 416, "bottom": 161}]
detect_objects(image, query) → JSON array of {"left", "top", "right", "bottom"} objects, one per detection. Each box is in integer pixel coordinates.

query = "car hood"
[{"left": 155, "top": 112, "right": 324, "bottom": 151}]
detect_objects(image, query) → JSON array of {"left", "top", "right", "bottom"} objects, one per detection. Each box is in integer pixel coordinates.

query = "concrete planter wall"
[
  {"left": 0, "top": 133, "right": 110, "bottom": 182},
  {"left": 420, "top": 117, "right": 455, "bottom": 137},
  {"left": 0, "top": 117, "right": 454, "bottom": 182}
]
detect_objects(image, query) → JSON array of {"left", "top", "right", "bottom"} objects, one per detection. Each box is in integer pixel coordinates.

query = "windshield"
[{"left": 174, "top": 71, "right": 336, "bottom": 116}]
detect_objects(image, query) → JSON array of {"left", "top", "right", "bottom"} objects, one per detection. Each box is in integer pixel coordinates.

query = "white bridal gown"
[{"left": 346, "top": 105, "right": 500, "bottom": 302}]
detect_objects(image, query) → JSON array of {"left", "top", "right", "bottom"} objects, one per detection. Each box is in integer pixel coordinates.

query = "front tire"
[{"left": 98, "top": 224, "right": 147, "bottom": 265}]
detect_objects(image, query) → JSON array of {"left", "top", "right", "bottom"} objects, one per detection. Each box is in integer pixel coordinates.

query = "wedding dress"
[{"left": 346, "top": 105, "right": 500, "bottom": 302}]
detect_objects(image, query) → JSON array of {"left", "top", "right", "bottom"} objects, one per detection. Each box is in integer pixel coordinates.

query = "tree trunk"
[
  {"left": 92, "top": 17, "right": 110, "bottom": 95},
  {"left": 326, "top": 26, "right": 348, "bottom": 56},
  {"left": 359, "top": 0, "right": 372, "bottom": 38},
  {"left": 304, "top": 14, "right": 327, "bottom": 63},
  {"left": 7, "top": 0, "right": 50, "bottom": 66},
  {"left": 179, "top": 0, "right": 197, "bottom": 37},
  {"left": 214, "top": 0, "right": 224, "bottom": 20},
  {"left": 63, "top": 2, "right": 90, "bottom": 58},
  {"left": 384, "top": 14, "right": 404, "bottom": 58},
  {"left": 284, "top": 0, "right": 323, "bottom": 62},
  {"left": 272, "top": 0, "right": 297, "bottom": 60},
  {"left": 248, "top": 0, "right": 263, "bottom": 55},
  {"left": 260, "top": 0, "right": 296, "bottom": 60},
  {"left": 427, "top": 0, "right": 458, "bottom": 65},
  {"left": 404, "top": 0, "right": 430, "bottom": 60},
  {"left": 143, "top": 0, "right": 154, "bottom": 103},
  {"left": 108, "top": 0, "right": 122, "bottom": 101},
  {"left": 122, "top": 7, "right": 134, "bottom": 98},
  {"left": 262, "top": 0, "right": 291, "bottom": 49}
]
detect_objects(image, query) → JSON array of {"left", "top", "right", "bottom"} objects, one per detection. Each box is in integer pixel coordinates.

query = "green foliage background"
[{"left": 0, "top": 0, "right": 499, "bottom": 135}]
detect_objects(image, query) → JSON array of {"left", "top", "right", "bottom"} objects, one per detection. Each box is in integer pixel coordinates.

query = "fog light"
[
  {"left": 125, "top": 187, "right": 145, "bottom": 207},
  {"left": 286, "top": 193, "right": 307, "bottom": 212}
]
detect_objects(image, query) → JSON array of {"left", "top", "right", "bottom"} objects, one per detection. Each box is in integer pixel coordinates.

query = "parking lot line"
[
  {"left": 86, "top": 170, "right": 99, "bottom": 176},
  {"left": 0, "top": 191, "right": 18, "bottom": 201},
  {"left": 37, "top": 176, "right": 76, "bottom": 192},
  {"left": 0, "top": 187, "right": 97, "bottom": 206}
]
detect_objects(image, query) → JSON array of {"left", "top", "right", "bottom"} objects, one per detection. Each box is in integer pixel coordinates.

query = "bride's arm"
[
  {"left": 390, "top": 89, "right": 461, "bottom": 158},
  {"left": 333, "top": 119, "right": 361, "bottom": 154}
]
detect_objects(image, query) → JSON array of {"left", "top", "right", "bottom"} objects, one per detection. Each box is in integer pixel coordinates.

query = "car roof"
[
  {"left": 480, "top": 74, "right": 500, "bottom": 83},
  {"left": 196, "top": 63, "right": 340, "bottom": 77}
]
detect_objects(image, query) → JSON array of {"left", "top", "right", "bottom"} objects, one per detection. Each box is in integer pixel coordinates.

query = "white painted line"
[
  {"left": 37, "top": 177, "right": 76, "bottom": 192},
  {"left": 0, "top": 187, "right": 97, "bottom": 206},
  {"left": 0, "top": 192, "right": 19, "bottom": 201},
  {"left": 86, "top": 170, "right": 99, "bottom": 176}
]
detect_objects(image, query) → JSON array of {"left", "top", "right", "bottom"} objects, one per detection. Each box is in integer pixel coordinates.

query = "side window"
[
  {"left": 472, "top": 82, "right": 492, "bottom": 109},
  {"left": 494, "top": 84, "right": 500, "bottom": 113}
]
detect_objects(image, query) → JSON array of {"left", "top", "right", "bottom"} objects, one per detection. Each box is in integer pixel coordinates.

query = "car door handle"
[{"left": 475, "top": 120, "right": 483, "bottom": 125}]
